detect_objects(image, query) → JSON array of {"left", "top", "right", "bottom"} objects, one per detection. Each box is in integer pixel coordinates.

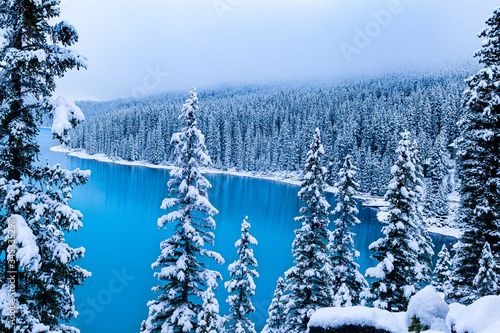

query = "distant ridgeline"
[{"left": 69, "top": 68, "right": 470, "bottom": 196}]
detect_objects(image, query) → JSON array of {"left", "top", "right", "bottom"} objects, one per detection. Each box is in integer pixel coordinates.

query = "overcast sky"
[{"left": 55, "top": 0, "right": 499, "bottom": 101}]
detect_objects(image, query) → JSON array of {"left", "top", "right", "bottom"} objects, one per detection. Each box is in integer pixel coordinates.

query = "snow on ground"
[
  {"left": 362, "top": 197, "right": 390, "bottom": 208},
  {"left": 449, "top": 296, "right": 500, "bottom": 333},
  {"left": 310, "top": 295, "right": 500, "bottom": 333},
  {"left": 406, "top": 286, "right": 449, "bottom": 332},
  {"left": 309, "top": 306, "right": 408, "bottom": 333},
  {"left": 50, "top": 145, "right": 307, "bottom": 186}
]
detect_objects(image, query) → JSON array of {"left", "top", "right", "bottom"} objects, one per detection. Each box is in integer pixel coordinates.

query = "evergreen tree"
[
  {"left": 225, "top": 217, "right": 258, "bottom": 333},
  {"left": 472, "top": 242, "right": 499, "bottom": 298},
  {"left": 365, "top": 131, "right": 428, "bottom": 312},
  {"left": 424, "top": 134, "right": 450, "bottom": 219},
  {"left": 141, "top": 89, "right": 224, "bottom": 333},
  {"left": 196, "top": 287, "right": 223, "bottom": 333},
  {"left": 410, "top": 139, "right": 434, "bottom": 288},
  {"left": 333, "top": 283, "right": 352, "bottom": 308},
  {"left": 0, "top": 1, "right": 89, "bottom": 331},
  {"left": 223, "top": 119, "right": 232, "bottom": 168},
  {"left": 450, "top": 7, "right": 500, "bottom": 303},
  {"left": 432, "top": 245, "right": 452, "bottom": 295},
  {"left": 262, "top": 277, "right": 287, "bottom": 333},
  {"left": 244, "top": 121, "right": 255, "bottom": 171},
  {"left": 330, "top": 155, "right": 368, "bottom": 306},
  {"left": 284, "top": 128, "right": 334, "bottom": 332}
]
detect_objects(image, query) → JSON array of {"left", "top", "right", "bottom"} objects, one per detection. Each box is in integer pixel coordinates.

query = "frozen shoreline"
[{"left": 50, "top": 145, "right": 462, "bottom": 238}]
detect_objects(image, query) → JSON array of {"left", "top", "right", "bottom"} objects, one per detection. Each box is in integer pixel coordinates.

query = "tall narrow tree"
[
  {"left": 410, "top": 139, "right": 434, "bottom": 288},
  {"left": 225, "top": 217, "right": 258, "bottom": 333},
  {"left": 284, "top": 128, "right": 334, "bottom": 332},
  {"left": 365, "top": 131, "right": 427, "bottom": 312},
  {"left": 0, "top": 1, "right": 89, "bottom": 331},
  {"left": 424, "top": 134, "right": 450, "bottom": 220},
  {"left": 432, "top": 245, "right": 453, "bottom": 296},
  {"left": 450, "top": 7, "right": 500, "bottom": 304},
  {"left": 330, "top": 155, "right": 368, "bottom": 305},
  {"left": 141, "top": 89, "right": 224, "bottom": 333},
  {"left": 262, "top": 277, "right": 287, "bottom": 333},
  {"left": 196, "top": 287, "right": 223, "bottom": 333},
  {"left": 472, "top": 242, "right": 499, "bottom": 298}
]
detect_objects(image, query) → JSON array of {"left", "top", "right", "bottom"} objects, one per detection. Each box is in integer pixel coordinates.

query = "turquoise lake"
[{"left": 37, "top": 128, "right": 454, "bottom": 332}]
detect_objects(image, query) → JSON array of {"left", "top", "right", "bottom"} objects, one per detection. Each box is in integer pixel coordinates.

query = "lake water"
[{"left": 37, "top": 128, "right": 455, "bottom": 332}]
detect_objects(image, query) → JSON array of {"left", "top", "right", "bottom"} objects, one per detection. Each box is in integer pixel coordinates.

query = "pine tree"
[
  {"left": 223, "top": 119, "right": 232, "bottom": 168},
  {"left": 333, "top": 283, "right": 353, "bottom": 308},
  {"left": 225, "top": 217, "right": 258, "bottom": 333},
  {"left": 330, "top": 155, "right": 368, "bottom": 306},
  {"left": 142, "top": 89, "right": 224, "bottom": 333},
  {"left": 450, "top": 7, "right": 500, "bottom": 303},
  {"left": 432, "top": 245, "right": 452, "bottom": 295},
  {"left": 410, "top": 139, "right": 434, "bottom": 288},
  {"left": 472, "top": 242, "right": 499, "bottom": 298},
  {"left": 196, "top": 287, "right": 223, "bottom": 333},
  {"left": 424, "top": 134, "right": 450, "bottom": 219},
  {"left": 0, "top": 1, "right": 89, "bottom": 331},
  {"left": 262, "top": 277, "right": 287, "bottom": 333},
  {"left": 284, "top": 128, "right": 334, "bottom": 332},
  {"left": 365, "top": 131, "right": 428, "bottom": 312}
]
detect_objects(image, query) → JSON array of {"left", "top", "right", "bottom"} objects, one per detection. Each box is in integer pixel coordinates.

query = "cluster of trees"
[
  {"left": 0, "top": 1, "right": 89, "bottom": 332},
  {"left": 448, "top": 6, "right": 500, "bottom": 304},
  {"left": 140, "top": 84, "right": 498, "bottom": 333},
  {"left": 69, "top": 68, "right": 471, "bottom": 196}
]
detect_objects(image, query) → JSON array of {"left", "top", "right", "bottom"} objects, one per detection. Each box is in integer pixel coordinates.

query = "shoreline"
[{"left": 49, "top": 145, "right": 462, "bottom": 239}]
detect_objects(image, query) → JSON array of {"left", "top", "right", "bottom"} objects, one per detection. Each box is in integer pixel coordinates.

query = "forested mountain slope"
[{"left": 70, "top": 67, "right": 471, "bottom": 196}]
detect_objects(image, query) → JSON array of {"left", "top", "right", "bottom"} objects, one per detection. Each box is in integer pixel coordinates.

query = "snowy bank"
[
  {"left": 309, "top": 291, "right": 500, "bottom": 333},
  {"left": 448, "top": 296, "right": 500, "bottom": 333},
  {"left": 309, "top": 306, "right": 408, "bottom": 333},
  {"left": 309, "top": 287, "right": 448, "bottom": 333}
]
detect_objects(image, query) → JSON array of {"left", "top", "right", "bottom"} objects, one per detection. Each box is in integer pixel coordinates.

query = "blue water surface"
[{"left": 37, "top": 128, "right": 455, "bottom": 333}]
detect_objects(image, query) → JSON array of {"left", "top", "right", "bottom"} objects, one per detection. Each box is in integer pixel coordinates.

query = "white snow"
[
  {"left": 51, "top": 97, "right": 85, "bottom": 143},
  {"left": 405, "top": 286, "right": 449, "bottom": 330},
  {"left": 449, "top": 296, "right": 500, "bottom": 333},
  {"left": 4, "top": 215, "right": 41, "bottom": 272},
  {"left": 309, "top": 306, "right": 408, "bottom": 333}
]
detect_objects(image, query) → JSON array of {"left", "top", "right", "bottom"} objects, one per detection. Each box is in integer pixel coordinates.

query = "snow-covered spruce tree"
[
  {"left": 423, "top": 134, "right": 450, "bottom": 219},
  {"left": 333, "top": 283, "right": 352, "bottom": 308},
  {"left": 410, "top": 139, "right": 434, "bottom": 288},
  {"left": 225, "top": 217, "right": 258, "bottom": 333},
  {"left": 0, "top": 1, "right": 89, "bottom": 331},
  {"left": 284, "top": 128, "right": 334, "bottom": 332},
  {"left": 329, "top": 155, "right": 368, "bottom": 306},
  {"left": 432, "top": 244, "right": 452, "bottom": 295},
  {"left": 450, "top": 7, "right": 500, "bottom": 304},
  {"left": 141, "top": 89, "right": 224, "bottom": 333},
  {"left": 472, "top": 242, "right": 499, "bottom": 298},
  {"left": 365, "top": 131, "right": 429, "bottom": 312},
  {"left": 196, "top": 287, "right": 223, "bottom": 333},
  {"left": 262, "top": 277, "right": 287, "bottom": 333}
]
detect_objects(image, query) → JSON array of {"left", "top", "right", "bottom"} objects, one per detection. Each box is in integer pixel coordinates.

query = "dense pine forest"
[{"left": 70, "top": 67, "right": 471, "bottom": 196}]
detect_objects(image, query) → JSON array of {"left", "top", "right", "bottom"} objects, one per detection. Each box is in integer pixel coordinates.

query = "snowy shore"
[{"left": 50, "top": 145, "right": 462, "bottom": 238}]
